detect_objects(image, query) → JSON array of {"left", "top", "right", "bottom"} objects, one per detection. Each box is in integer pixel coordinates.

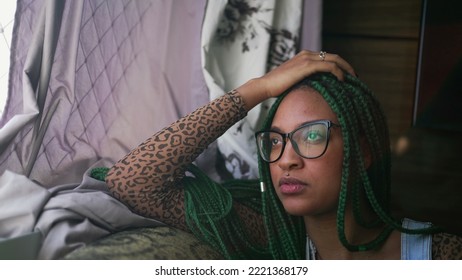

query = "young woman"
[{"left": 105, "top": 50, "right": 462, "bottom": 259}]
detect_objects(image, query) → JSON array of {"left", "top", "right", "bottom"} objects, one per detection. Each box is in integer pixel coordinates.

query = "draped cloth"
[
  {"left": 0, "top": 0, "right": 322, "bottom": 259},
  {"left": 0, "top": 0, "right": 209, "bottom": 187},
  {"left": 201, "top": 0, "right": 322, "bottom": 180}
]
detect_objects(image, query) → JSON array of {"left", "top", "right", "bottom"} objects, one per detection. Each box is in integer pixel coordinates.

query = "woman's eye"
[
  {"left": 304, "top": 130, "right": 324, "bottom": 143},
  {"left": 308, "top": 131, "right": 319, "bottom": 140},
  {"left": 270, "top": 138, "right": 281, "bottom": 146}
]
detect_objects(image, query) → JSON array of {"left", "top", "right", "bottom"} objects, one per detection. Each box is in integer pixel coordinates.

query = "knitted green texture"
[
  {"left": 90, "top": 167, "right": 110, "bottom": 182},
  {"left": 184, "top": 164, "right": 269, "bottom": 259}
]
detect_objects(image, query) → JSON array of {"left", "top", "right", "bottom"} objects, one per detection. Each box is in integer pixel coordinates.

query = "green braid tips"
[{"left": 90, "top": 167, "right": 110, "bottom": 181}]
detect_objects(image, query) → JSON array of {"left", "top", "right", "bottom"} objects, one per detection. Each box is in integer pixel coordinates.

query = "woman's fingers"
[
  {"left": 317, "top": 60, "right": 346, "bottom": 81},
  {"left": 297, "top": 50, "right": 356, "bottom": 77},
  {"left": 262, "top": 50, "right": 354, "bottom": 97},
  {"left": 321, "top": 52, "right": 356, "bottom": 77},
  {"left": 237, "top": 50, "right": 357, "bottom": 107}
]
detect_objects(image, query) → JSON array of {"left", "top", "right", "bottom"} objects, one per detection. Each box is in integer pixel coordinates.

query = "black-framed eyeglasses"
[{"left": 255, "top": 120, "right": 340, "bottom": 163}]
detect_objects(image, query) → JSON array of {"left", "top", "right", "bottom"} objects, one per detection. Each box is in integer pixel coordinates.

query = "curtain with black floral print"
[{"left": 201, "top": 0, "right": 320, "bottom": 180}]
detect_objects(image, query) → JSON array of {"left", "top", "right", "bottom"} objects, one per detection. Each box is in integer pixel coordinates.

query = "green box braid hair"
[
  {"left": 258, "top": 73, "right": 442, "bottom": 256},
  {"left": 184, "top": 164, "right": 271, "bottom": 259}
]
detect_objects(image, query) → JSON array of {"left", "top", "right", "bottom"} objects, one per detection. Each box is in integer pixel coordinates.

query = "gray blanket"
[{"left": 0, "top": 159, "right": 163, "bottom": 259}]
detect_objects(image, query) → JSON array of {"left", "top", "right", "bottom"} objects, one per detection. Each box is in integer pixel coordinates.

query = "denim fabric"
[{"left": 401, "top": 218, "right": 432, "bottom": 260}]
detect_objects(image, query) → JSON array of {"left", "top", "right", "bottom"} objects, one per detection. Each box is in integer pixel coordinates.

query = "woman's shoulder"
[{"left": 432, "top": 232, "right": 462, "bottom": 260}]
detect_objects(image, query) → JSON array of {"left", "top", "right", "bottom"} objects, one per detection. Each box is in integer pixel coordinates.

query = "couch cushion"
[{"left": 64, "top": 226, "right": 223, "bottom": 260}]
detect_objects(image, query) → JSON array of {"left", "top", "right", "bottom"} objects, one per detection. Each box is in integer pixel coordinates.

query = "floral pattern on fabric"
[
  {"left": 267, "top": 28, "right": 299, "bottom": 71},
  {"left": 201, "top": 0, "right": 303, "bottom": 181},
  {"left": 216, "top": 0, "right": 271, "bottom": 52},
  {"left": 216, "top": 0, "right": 299, "bottom": 69}
]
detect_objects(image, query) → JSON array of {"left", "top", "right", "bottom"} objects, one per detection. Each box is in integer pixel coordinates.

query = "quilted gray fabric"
[{"left": 0, "top": 0, "right": 208, "bottom": 187}]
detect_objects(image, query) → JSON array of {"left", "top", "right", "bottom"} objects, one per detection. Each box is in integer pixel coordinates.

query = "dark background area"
[
  {"left": 413, "top": 0, "right": 462, "bottom": 132},
  {"left": 322, "top": 0, "right": 462, "bottom": 235}
]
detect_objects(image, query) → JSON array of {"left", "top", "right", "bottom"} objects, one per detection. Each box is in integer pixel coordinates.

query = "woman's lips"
[{"left": 279, "top": 177, "right": 307, "bottom": 194}]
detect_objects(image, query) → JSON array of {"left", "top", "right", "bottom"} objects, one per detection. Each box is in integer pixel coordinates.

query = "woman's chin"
[{"left": 280, "top": 200, "right": 315, "bottom": 216}]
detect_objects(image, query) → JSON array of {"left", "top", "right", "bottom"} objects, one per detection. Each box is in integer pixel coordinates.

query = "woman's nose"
[{"left": 277, "top": 140, "right": 303, "bottom": 170}]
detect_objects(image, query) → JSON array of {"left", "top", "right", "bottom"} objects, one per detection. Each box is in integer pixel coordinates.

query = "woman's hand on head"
[
  {"left": 236, "top": 50, "right": 356, "bottom": 110},
  {"left": 260, "top": 50, "right": 356, "bottom": 98}
]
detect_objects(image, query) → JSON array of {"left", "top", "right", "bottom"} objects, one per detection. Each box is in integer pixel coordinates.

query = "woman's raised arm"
[{"left": 105, "top": 50, "right": 355, "bottom": 230}]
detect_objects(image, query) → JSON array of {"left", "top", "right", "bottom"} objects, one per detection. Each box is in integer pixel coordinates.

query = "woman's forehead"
[{"left": 272, "top": 88, "right": 338, "bottom": 129}]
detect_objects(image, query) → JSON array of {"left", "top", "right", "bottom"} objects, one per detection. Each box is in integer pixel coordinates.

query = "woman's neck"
[{"left": 303, "top": 211, "right": 400, "bottom": 260}]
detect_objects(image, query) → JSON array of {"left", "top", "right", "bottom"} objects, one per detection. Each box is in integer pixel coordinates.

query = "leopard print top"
[
  {"left": 432, "top": 232, "right": 462, "bottom": 259},
  {"left": 105, "top": 90, "right": 462, "bottom": 259},
  {"left": 105, "top": 90, "right": 265, "bottom": 241}
]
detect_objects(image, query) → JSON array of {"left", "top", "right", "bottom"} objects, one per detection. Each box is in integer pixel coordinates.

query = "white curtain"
[{"left": 201, "top": 0, "right": 322, "bottom": 180}]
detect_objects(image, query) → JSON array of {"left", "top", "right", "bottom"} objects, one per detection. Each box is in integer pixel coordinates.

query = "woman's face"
[{"left": 269, "top": 87, "right": 344, "bottom": 217}]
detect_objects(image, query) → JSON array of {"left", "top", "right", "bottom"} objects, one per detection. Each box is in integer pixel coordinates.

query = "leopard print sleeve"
[
  {"left": 432, "top": 232, "right": 462, "bottom": 259},
  {"left": 105, "top": 90, "right": 247, "bottom": 231}
]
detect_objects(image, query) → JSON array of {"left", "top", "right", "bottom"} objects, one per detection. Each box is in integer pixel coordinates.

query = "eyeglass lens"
[{"left": 257, "top": 122, "right": 330, "bottom": 162}]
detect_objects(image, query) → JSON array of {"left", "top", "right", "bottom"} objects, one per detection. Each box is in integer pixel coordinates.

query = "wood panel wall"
[
  {"left": 321, "top": 0, "right": 462, "bottom": 235},
  {"left": 322, "top": 0, "right": 422, "bottom": 143}
]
